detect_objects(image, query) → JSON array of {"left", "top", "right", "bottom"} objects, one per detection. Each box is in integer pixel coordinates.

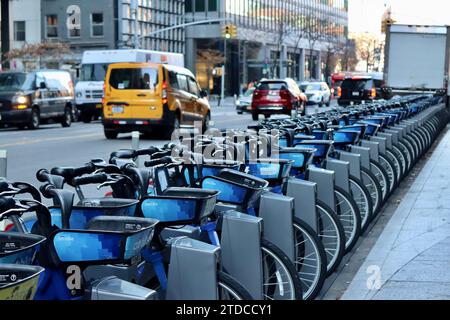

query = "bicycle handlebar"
[
  {"left": 72, "top": 173, "right": 108, "bottom": 186},
  {"left": 0, "top": 197, "right": 15, "bottom": 212},
  {"left": 144, "top": 156, "right": 174, "bottom": 168}
]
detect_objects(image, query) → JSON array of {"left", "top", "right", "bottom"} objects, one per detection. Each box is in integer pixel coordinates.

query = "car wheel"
[
  {"left": 28, "top": 108, "right": 40, "bottom": 130},
  {"left": 104, "top": 129, "right": 119, "bottom": 139},
  {"left": 71, "top": 108, "right": 79, "bottom": 122},
  {"left": 61, "top": 107, "right": 72, "bottom": 127},
  {"left": 164, "top": 113, "right": 181, "bottom": 140},
  {"left": 252, "top": 111, "right": 259, "bottom": 121},
  {"left": 237, "top": 111, "right": 243, "bottom": 115},
  {"left": 81, "top": 111, "right": 92, "bottom": 123},
  {"left": 202, "top": 112, "right": 211, "bottom": 133}
]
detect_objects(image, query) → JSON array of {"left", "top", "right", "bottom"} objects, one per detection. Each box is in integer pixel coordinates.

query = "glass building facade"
[
  {"left": 184, "top": 0, "right": 349, "bottom": 95},
  {"left": 120, "top": 0, "right": 185, "bottom": 53}
]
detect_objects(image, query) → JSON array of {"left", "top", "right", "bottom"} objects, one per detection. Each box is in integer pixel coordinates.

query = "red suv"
[{"left": 251, "top": 79, "right": 307, "bottom": 120}]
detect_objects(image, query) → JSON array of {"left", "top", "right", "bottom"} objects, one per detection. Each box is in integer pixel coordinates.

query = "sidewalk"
[{"left": 342, "top": 125, "right": 450, "bottom": 300}]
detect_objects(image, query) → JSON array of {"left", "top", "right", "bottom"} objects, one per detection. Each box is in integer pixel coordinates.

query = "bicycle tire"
[
  {"left": 385, "top": 149, "right": 403, "bottom": 182},
  {"left": 292, "top": 217, "right": 327, "bottom": 300},
  {"left": 360, "top": 167, "right": 382, "bottom": 215},
  {"left": 379, "top": 154, "right": 398, "bottom": 193},
  {"left": 391, "top": 145, "right": 407, "bottom": 177},
  {"left": 349, "top": 176, "right": 373, "bottom": 233},
  {"left": 315, "top": 200, "right": 345, "bottom": 276},
  {"left": 334, "top": 186, "right": 362, "bottom": 253},
  {"left": 370, "top": 160, "right": 390, "bottom": 201},
  {"left": 396, "top": 142, "right": 412, "bottom": 174},
  {"left": 218, "top": 271, "right": 254, "bottom": 300},
  {"left": 260, "top": 238, "right": 303, "bottom": 300}
]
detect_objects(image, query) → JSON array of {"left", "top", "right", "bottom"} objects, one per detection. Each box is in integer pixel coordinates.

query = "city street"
[
  {"left": 3, "top": 0, "right": 450, "bottom": 306},
  {"left": 0, "top": 100, "right": 338, "bottom": 184}
]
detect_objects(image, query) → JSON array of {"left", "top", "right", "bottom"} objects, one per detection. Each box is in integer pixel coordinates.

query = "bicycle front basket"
[
  {"left": 202, "top": 169, "right": 269, "bottom": 208},
  {"left": 48, "top": 198, "right": 139, "bottom": 230},
  {"left": 0, "top": 264, "right": 44, "bottom": 300},
  {"left": 245, "top": 159, "right": 293, "bottom": 186},
  {"left": 0, "top": 233, "right": 46, "bottom": 265},
  {"left": 51, "top": 217, "right": 157, "bottom": 266},
  {"left": 140, "top": 188, "right": 219, "bottom": 225}
]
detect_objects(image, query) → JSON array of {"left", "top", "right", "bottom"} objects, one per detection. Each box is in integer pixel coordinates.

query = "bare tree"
[
  {"left": 340, "top": 39, "right": 358, "bottom": 71},
  {"left": 5, "top": 41, "right": 72, "bottom": 69},
  {"left": 354, "top": 33, "right": 382, "bottom": 72},
  {"left": 321, "top": 25, "right": 342, "bottom": 81},
  {"left": 304, "top": 17, "right": 323, "bottom": 80}
]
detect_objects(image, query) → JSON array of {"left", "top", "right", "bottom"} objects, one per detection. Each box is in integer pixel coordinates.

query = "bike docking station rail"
[
  {"left": 220, "top": 211, "right": 265, "bottom": 300},
  {"left": 166, "top": 237, "right": 221, "bottom": 300},
  {"left": 259, "top": 193, "right": 296, "bottom": 265},
  {"left": 319, "top": 102, "right": 450, "bottom": 299},
  {"left": 287, "top": 179, "right": 318, "bottom": 233}
]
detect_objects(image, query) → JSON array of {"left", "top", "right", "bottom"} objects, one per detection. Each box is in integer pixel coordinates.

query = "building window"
[
  {"left": 208, "top": 0, "right": 217, "bottom": 11},
  {"left": 91, "top": 13, "right": 104, "bottom": 37},
  {"left": 195, "top": 0, "right": 205, "bottom": 12},
  {"left": 186, "top": 0, "right": 193, "bottom": 12},
  {"left": 14, "top": 21, "right": 26, "bottom": 41},
  {"left": 46, "top": 15, "right": 58, "bottom": 38}
]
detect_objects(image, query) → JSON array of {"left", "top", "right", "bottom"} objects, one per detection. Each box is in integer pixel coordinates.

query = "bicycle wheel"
[
  {"left": 379, "top": 154, "right": 398, "bottom": 193},
  {"left": 218, "top": 271, "right": 254, "bottom": 300},
  {"left": 391, "top": 145, "right": 407, "bottom": 177},
  {"left": 386, "top": 149, "right": 403, "bottom": 182},
  {"left": 396, "top": 142, "right": 412, "bottom": 173},
  {"left": 316, "top": 200, "right": 345, "bottom": 276},
  {"left": 261, "top": 239, "right": 303, "bottom": 300},
  {"left": 334, "top": 186, "right": 362, "bottom": 253},
  {"left": 360, "top": 167, "right": 382, "bottom": 215},
  {"left": 349, "top": 176, "right": 373, "bottom": 233},
  {"left": 370, "top": 160, "right": 390, "bottom": 202},
  {"left": 292, "top": 217, "right": 327, "bottom": 300}
]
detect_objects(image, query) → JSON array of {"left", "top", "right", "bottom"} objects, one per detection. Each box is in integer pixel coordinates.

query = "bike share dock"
[{"left": 333, "top": 121, "right": 450, "bottom": 300}]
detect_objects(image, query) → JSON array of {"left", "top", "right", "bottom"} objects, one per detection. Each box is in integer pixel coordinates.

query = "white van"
[{"left": 75, "top": 49, "right": 184, "bottom": 123}]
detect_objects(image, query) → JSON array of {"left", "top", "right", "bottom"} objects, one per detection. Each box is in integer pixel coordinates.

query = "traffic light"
[
  {"left": 381, "top": 18, "right": 396, "bottom": 33},
  {"left": 223, "top": 24, "right": 238, "bottom": 39}
]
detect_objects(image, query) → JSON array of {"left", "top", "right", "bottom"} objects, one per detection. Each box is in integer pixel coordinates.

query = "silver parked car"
[
  {"left": 236, "top": 87, "right": 255, "bottom": 114},
  {"left": 299, "top": 81, "right": 331, "bottom": 107}
]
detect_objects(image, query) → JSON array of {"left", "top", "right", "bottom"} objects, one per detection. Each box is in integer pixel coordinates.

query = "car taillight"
[
  {"left": 162, "top": 81, "right": 168, "bottom": 105},
  {"left": 280, "top": 89, "right": 290, "bottom": 99},
  {"left": 337, "top": 87, "right": 342, "bottom": 98},
  {"left": 371, "top": 88, "right": 376, "bottom": 98}
]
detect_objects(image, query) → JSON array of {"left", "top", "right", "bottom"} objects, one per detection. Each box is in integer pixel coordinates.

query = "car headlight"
[
  {"left": 76, "top": 92, "right": 83, "bottom": 98},
  {"left": 12, "top": 95, "right": 28, "bottom": 104}
]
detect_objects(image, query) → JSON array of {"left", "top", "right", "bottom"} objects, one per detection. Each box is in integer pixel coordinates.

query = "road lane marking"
[{"left": 0, "top": 133, "right": 102, "bottom": 148}]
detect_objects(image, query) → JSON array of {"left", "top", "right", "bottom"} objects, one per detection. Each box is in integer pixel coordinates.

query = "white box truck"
[
  {"left": 75, "top": 49, "right": 184, "bottom": 122},
  {"left": 384, "top": 24, "right": 450, "bottom": 102}
]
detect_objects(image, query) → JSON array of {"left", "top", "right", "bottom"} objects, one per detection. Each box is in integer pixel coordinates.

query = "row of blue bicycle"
[{"left": 1, "top": 94, "right": 448, "bottom": 300}]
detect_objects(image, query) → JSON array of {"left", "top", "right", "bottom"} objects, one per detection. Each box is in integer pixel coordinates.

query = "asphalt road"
[{"left": 0, "top": 101, "right": 338, "bottom": 185}]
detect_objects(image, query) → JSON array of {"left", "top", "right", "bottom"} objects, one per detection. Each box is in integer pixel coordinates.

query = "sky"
[{"left": 349, "top": 0, "right": 450, "bottom": 34}]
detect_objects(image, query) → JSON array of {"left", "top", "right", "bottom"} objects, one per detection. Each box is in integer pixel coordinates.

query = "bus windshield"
[{"left": 80, "top": 63, "right": 109, "bottom": 82}]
